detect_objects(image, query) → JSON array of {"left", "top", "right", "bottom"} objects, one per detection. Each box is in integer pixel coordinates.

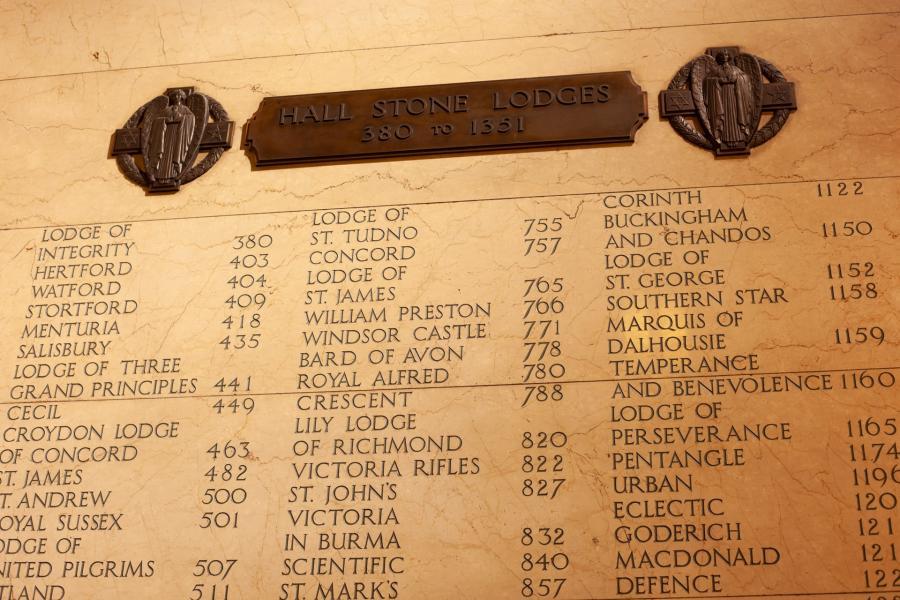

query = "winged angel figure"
[
  {"left": 690, "top": 49, "right": 763, "bottom": 154},
  {"left": 140, "top": 89, "right": 208, "bottom": 189}
]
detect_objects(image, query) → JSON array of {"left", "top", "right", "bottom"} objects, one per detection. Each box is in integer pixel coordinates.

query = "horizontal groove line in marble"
[
  {"left": 0, "top": 11, "right": 898, "bottom": 85},
  {"left": 1, "top": 174, "right": 898, "bottom": 233},
  {"left": 1, "top": 365, "right": 897, "bottom": 407}
]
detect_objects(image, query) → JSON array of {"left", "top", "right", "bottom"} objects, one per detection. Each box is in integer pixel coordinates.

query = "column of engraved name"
[
  {"left": 281, "top": 206, "right": 486, "bottom": 599},
  {"left": 600, "top": 190, "right": 789, "bottom": 596},
  {"left": 11, "top": 225, "right": 137, "bottom": 402},
  {"left": 2, "top": 223, "right": 162, "bottom": 598}
]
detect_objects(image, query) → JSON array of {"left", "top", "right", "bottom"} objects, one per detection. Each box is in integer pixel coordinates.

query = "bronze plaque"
[{"left": 244, "top": 72, "right": 647, "bottom": 166}]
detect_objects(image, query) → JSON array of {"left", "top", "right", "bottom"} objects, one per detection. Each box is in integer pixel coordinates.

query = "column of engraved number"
[
  {"left": 817, "top": 180, "right": 899, "bottom": 594},
  {"left": 189, "top": 232, "right": 275, "bottom": 599},
  {"left": 820, "top": 181, "right": 885, "bottom": 348},
  {"left": 518, "top": 215, "right": 569, "bottom": 600},
  {"left": 848, "top": 416, "right": 899, "bottom": 594}
]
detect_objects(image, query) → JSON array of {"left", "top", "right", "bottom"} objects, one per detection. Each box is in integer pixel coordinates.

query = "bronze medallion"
[
  {"left": 111, "top": 87, "right": 235, "bottom": 193},
  {"left": 659, "top": 47, "right": 797, "bottom": 156}
]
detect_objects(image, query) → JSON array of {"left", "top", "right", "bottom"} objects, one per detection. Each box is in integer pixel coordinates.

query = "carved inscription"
[
  {"left": 1, "top": 177, "right": 898, "bottom": 599},
  {"left": 243, "top": 73, "right": 648, "bottom": 166}
]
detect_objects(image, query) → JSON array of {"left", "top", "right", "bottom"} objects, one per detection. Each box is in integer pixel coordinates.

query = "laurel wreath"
[{"left": 115, "top": 94, "right": 230, "bottom": 189}]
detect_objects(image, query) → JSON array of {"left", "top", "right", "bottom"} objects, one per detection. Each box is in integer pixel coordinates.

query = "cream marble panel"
[
  {"left": 0, "top": 13, "right": 897, "bottom": 229},
  {"left": 0, "top": 0, "right": 899, "bottom": 80},
  {"left": 0, "top": 7, "right": 898, "bottom": 600}
]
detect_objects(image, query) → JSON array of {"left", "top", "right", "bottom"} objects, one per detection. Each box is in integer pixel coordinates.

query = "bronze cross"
[
  {"left": 110, "top": 87, "right": 234, "bottom": 192},
  {"left": 660, "top": 71, "right": 797, "bottom": 119}
]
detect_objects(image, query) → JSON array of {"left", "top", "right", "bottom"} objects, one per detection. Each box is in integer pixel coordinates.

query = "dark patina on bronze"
[
  {"left": 243, "top": 73, "right": 647, "bottom": 167},
  {"left": 111, "top": 87, "right": 234, "bottom": 193},
  {"left": 660, "top": 46, "right": 797, "bottom": 156}
]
